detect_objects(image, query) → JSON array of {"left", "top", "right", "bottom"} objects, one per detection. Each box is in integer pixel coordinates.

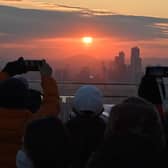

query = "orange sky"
[
  {"left": 0, "top": 1, "right": 168, "bottom": 64},
  {"left": 1, "top": 37, "right": 168, "bottom": 61}
]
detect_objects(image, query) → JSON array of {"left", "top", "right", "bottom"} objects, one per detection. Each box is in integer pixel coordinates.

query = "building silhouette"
[
  {"left": 108, "top": 51, "right": 128, "bottom": 82},
  {"left": 118, "top": 51, "right": 125, "bottom": 65},
  {"left": 52, "top": 46, "right": 143, "bottom": 83},
  {"left": 130, "top": 47, "right": 142, "bottom": 83}
]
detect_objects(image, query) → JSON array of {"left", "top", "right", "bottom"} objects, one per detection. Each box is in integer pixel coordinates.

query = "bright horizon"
[{"left": 0, "top": 0, "right": 168, "bottom": 64}]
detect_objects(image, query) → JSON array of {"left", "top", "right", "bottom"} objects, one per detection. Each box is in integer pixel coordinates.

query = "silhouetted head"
[
  {"left": 0, "top": 77, "right": 42, "bottom": 111},
  {"left": 138, "top": 75, "right": 165, "bottom": 104},
  {"left": 105, "top": 97, "right": 166, "bottom": 151},
  {"left": 0, "top": 77, "right": 29, "bottom": 109},
  {"left": 24, "top": 117, "right": 70, "bottom": 168},
  {"left": 72, "top": 85, "right": 104, "bottom": 117}
]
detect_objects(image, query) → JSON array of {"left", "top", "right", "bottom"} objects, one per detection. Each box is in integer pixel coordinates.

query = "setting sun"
[{"left": 82, "top": 37, "right": 93, "bottom": 44}]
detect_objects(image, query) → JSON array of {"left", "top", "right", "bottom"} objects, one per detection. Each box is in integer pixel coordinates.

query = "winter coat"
[{"left": 0, "top": 72, "right": 59, "bottom": 167}]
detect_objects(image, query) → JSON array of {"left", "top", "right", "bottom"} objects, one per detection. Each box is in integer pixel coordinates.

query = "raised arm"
[
  {"left": 33, "top": 62, "right": 60, "bottom": 118},
  {"left": 0, "top": 58, "right": 60, "bottom": 117}
]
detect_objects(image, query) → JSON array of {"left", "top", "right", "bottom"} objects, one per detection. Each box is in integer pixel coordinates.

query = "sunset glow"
[
  {"left": 0, "top": 1, "right": 168, "bottom": 62},
  {"left": 82, "top": 37, "right": 93, "bottom": 44}
]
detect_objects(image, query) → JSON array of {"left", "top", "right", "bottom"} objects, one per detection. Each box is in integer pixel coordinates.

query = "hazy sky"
[{"left": 0, "top": 0, "right": 168, "bottom": 63}]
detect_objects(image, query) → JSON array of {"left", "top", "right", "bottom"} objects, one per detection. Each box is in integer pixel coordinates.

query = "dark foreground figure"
[
  {"left": 86, "top": 97, "right": 166, "bottom": 168},
  {"left": 66, "top": 85, "right": 107, "bottom": 168},
  {"left": 17, "top": 117, "right": 71, "bottom": 168},
  {"left": 0, "top": 58, "right": 60, "bottom": 167}
]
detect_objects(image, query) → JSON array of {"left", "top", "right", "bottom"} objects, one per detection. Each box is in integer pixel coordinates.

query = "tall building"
[
  {"left": 118, "top": 51, "right": 125, "bottom": 65},
  {"left": 114, "top": 51, "right": 126, "bottom": 66},
  {"left": 130, "top": 47, "right": 142, "bottom": 82},
  {"left": 110, "top": 51, "right": 127, "bottom": 82},
  {"left": 131, "top": 47, "right": 140, "bottom": 60}
]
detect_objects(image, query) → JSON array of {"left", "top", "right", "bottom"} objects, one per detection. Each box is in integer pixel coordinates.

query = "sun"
[{"left": 82, "top": 37, "right": 93, "bottom": 44}]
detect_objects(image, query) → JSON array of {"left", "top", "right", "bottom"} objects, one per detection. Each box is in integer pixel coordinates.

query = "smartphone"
[{"left": 24, "top": 60, "right": 44, "bottom": 71}]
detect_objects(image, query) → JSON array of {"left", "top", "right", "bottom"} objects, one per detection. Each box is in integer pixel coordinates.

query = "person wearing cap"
[
  {"left": 66, "top": 85, "right": 107, "bottom": 168},
  {"left": 0, "top": 57, "right": 60, "bottom": 167}
]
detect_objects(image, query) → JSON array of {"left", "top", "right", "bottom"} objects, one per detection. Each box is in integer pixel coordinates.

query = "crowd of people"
[{"left": 0, "top": 57, "right": 167, "bottom": 168}]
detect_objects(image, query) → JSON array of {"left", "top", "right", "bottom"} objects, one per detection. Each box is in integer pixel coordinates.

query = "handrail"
[
  {"left": 28, "top": 80, "right": 138, "bottom": 104},
  {"left": 28, "top": 80, "right": 138, "bottom": 86}
]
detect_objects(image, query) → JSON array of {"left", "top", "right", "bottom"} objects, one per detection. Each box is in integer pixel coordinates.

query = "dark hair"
[
  {"left": 0, "top": 77, "right": 42, "bottom": 111},
  {"left": 138, "top": 75, "right": 165, "bottom": 104},
  {"left": 0, "top": 78, "right": 28, "bottom": 109},
  {"left": 24, "top": 117, "right": 70, "bottom": 168},
  {"left": 26, "top": 89, "right": 42, "bottom": 113},
  {"left": 105, "top": 97, "right": 166, "bottom": 151}
]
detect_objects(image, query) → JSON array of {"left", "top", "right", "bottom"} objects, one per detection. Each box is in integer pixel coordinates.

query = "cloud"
[
  {"left": 0, "top": 5, "right": 168, "bottom": 43},
  {"left": 55, "top": 4, "right": 116, "bottom": 15},
  {"left": 57, "top": 4, "right": 89, "bottom": 10}
]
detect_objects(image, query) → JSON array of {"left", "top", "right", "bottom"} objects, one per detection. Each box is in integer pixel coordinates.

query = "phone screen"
[{"left": 25, "top": 60, "right": 43, "bottom": 71}]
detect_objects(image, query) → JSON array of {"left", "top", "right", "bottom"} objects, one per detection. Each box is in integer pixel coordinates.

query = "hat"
[{"left": 73, "top": 85, "right": 103, "bottom": 116}]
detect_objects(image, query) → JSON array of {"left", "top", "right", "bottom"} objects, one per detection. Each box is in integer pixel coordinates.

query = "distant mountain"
[
  {"left": 51, "top": 54, "right": 103, "bottom": 76},
  {"left": 65, "top": 54, "right": 101, "bottom": 69}
]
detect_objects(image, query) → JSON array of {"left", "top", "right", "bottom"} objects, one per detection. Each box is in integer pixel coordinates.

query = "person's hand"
[
  {"left": 2, "top": 57, "right": 27, "bottom": 76},
  {"left": 39, "top": 61, "right": 52, "bottom": 76}
]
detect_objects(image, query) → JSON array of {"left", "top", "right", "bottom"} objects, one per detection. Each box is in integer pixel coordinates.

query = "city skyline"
[{"left": 52, "top": 46, "right": 143, "bottom": 83}]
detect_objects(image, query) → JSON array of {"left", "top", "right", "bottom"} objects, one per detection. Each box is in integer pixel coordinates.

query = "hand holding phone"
[{"left": 39, "top": 62, "right": 52, "bottom": 76}]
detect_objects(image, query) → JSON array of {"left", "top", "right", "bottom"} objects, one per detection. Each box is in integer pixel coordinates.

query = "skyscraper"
[
  {"left": 114, "top": 51, "right": 126, "bottom": 66},
  {"left": 110, "top": 51, "right": 127, "bottom": 82},
  {"left": 130, "top": 47, "right": 142, "bottom": 82},
  {"left": 118, "top": 51, "right": 125, "bottom": 65}
]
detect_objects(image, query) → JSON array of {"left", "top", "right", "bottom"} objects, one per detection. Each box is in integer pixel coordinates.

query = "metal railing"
[
  {"left": 29, "top": 80, "right": 138, "bottom": 100},
  {"left": 29, "top": 80, "right": 138, "bottom": 101},
  {"left": 28, "top": 80, "right": 139, "bottom": 122}
]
